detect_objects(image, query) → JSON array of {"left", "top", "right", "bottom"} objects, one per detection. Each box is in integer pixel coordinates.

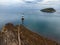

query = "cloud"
[
  {"left": 24, "top": 0, "right": 42, "bottom": 3},
  {"left": 0, "top": 0, "right": 24, "bottom": 5},
  {"left": 0, "top": 0, "right": 43, "bottom": 5},
  {"left": 41, "top": 0, "right": 60, "bottom": 4},
  {"left": 0, "top": 0, "right": 60, "bottom": 5}
]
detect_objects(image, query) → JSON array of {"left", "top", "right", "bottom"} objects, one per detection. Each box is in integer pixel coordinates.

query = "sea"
[{"left": 0, "top": 3, "right": 60, "bottom": 42}]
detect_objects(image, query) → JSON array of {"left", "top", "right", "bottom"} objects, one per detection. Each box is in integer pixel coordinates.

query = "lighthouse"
[{"left": 21, "top": 15, "right": 24, "bottom": 24}]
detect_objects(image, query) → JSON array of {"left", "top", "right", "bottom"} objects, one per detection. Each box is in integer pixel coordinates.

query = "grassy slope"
[
  {"left": 20, "top": 25, "right": 59, "bottom": 45},
  {"left": 0, "top": 24, "right": 60, "bottom": 45}
]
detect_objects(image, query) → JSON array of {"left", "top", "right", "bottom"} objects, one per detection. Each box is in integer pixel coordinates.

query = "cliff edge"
[{"left": 0, "top": 23, "right": 60, "bottom": 45}]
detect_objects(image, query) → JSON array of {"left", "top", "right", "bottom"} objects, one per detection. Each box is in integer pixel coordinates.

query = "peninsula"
[{"left": 0, "top": 23, "right": 60, "bottom": 45}]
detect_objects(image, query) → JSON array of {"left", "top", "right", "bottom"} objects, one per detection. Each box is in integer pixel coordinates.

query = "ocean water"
[
  {"left": 22, "top": 9, "right": 60, "bottom": 42},
  {"left": 0, "top": 3, "right": 60, "bottom": 42}
]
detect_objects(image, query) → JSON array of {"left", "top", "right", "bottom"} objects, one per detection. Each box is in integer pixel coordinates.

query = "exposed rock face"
[
  {"left": 41, "top": 8, "right": 56, "bottom": 13},
  {"left": 1, "top": 23, "right": 18, "bottom": 45},
  {"left": 0, "top": 23, "right": 60, "bottom": 45}
]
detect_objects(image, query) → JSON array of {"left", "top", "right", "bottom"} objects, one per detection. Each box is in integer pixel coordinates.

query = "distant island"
[{"left": 40, "top": 8, "right": 56, "bottom": 13}]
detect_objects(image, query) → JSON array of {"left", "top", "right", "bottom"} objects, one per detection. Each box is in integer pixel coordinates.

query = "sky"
[
  {"left": 0, "top": 0, "right": 59, "bottom": 5},
  {"left": 0, "top": 0, "right": 59, "bottom": 10},
  {"left": 0, "top": 0, "right": 59, "bottom": 11}
]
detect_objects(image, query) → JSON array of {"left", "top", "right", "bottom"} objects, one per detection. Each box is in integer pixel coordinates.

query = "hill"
[{"left": 0, "top": 23, "right": 60, "bottom": 45}]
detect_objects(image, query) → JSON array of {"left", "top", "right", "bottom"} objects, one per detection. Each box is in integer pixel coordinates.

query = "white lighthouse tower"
[{"left": 21, "top": 15, "right": 24, "bottom": 25}]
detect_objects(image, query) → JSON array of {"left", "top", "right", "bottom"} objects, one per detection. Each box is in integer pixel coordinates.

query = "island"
[{"left": 40, "top": 8, "right": 56, "bottom": 13}]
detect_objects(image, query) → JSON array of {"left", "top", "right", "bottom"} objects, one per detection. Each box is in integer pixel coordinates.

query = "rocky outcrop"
[
  {"left": 0, "top": 23, "right": 60, "bottom": 45},
  {"left": 41, "top": 8, "right": 56, "bottom": 13}
]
